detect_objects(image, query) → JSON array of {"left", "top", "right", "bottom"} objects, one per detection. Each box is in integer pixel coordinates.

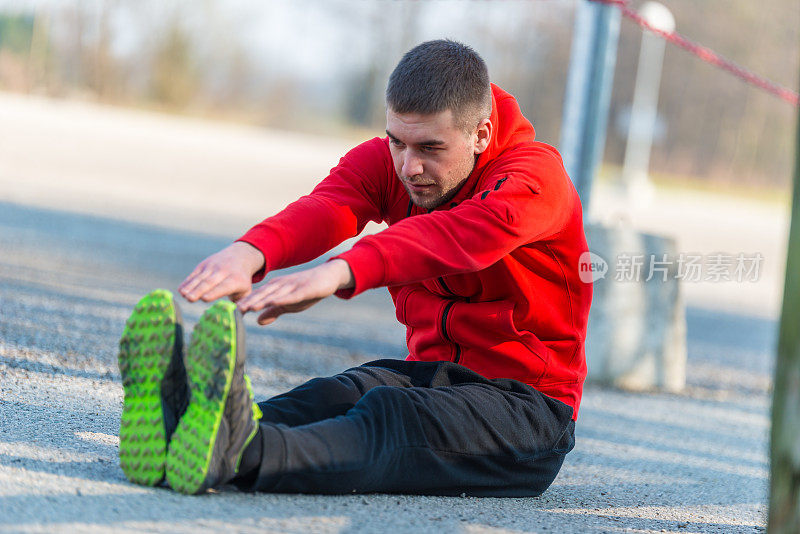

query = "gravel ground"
[{"left": 0, "top": 202, "right": 773, "bottom": 533}]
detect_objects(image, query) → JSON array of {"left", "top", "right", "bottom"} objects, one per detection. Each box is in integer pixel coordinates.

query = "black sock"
[{"left": 234, "top": 426, "right": 262, "bottom": 488}]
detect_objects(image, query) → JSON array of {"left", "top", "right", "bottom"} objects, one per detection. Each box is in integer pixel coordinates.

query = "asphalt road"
[{"left": 0, "top": 200, "right": 773, "bottom": 533}]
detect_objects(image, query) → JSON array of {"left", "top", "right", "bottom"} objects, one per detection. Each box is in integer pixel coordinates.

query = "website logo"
[{"left": 578, "top": 251, "right": 608, "bottom": 283}]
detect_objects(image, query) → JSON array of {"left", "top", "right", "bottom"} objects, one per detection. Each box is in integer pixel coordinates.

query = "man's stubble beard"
[{"left": 406, "top": 154, "right": 478, "bottom": 210}]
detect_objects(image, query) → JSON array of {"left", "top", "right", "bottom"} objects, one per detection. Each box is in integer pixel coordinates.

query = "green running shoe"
[
  {"left": 166, "top": 301, "right": 262, "bottom": 495},
  {"left": 118, "top": 289, "right": 189, "bottom": 486}
]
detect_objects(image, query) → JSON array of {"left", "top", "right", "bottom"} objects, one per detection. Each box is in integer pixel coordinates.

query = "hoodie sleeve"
[
  {"left": 237, "top": 137, "right": 391, "bottom": 282},
  {"left": 332, "top": 146, "right": 579, "bottom": 298}
]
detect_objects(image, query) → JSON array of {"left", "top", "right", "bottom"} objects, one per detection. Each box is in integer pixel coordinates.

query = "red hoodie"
[{"left": 238, "top": 84, "right": 592, "bottom": 419}]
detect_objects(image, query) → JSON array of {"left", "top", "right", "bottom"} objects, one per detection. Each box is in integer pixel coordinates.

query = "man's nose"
[{"left": 401, "top": 153, "right": 424, "bottom": 178}]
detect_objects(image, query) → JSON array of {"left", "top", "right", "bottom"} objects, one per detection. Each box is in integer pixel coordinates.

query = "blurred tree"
[
  {"left": 342, "top": 0, "right": 420, "bottom": 128},
  {"left": 87, "top": 1, "right": 118, "bottom": 100},
  {"left": 0, "top": 14, "right": 33, "bottom": 53},
  {"left": 0, "top": 14, "right": 34, "bottom": 91},
  {"left": 27, "top": 10, "right": 50, "bottom": 91},
  {"left": 479, "top": 2, "right": 572, "bottom": 145},
  {"left": 345, "top": 63, "right": 380, "bottom": 127},
  {"left": 2, "top": 0, "right": 796, "bottom": 187},
  {"left": 607, "top": 0, "right": 799, "bottom": 187},
  {"left": 149, "top": 17, "right": 198, "bottom": 108}
]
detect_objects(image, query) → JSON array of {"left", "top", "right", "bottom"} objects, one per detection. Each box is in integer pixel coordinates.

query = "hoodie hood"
[
  {"left": 476, "top": 83, "right": 537, "bottom": 172},
  {"left": 438, "top": 83, "right": 536, "bottom": 208}
]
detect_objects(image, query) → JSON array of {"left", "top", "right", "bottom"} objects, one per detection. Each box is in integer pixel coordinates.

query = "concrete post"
[
  {"left": 561, "top": 1, "right": 686, "bottom": 393},
  {"left": 584, "top": 223, "right": 686, "bottom": 391}
]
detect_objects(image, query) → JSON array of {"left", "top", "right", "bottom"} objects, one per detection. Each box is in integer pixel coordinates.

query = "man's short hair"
[{"left": 386, "top": 39, "right": 491, "bottom": 133}]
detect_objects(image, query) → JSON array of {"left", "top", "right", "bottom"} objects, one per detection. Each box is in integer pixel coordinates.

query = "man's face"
[{"left": 386, "top": 108, "right": 483, "bottom": 210}]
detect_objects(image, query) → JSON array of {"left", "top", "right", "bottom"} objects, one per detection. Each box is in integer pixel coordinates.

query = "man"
[{"left": 117, "top": 39, "right": 592, "bottom": 496}]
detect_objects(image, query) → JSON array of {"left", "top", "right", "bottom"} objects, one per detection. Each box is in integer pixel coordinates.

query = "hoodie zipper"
[
  {"left": 406, "top": 199, "right": 462, "bottom": 364},
  {"left": 440, "top": 300, "right": 462, "bottom": 364},
  {"left": 437, "top": 276, "right": 453, "bottom": 295}
]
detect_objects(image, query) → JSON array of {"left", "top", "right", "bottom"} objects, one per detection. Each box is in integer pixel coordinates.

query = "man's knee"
[
  {"left": 353, "top": 386, "right": 416, "bottom": 419},
  {"left": 293, "top": 368, "right": 390, "bottom": 406},
  {"left": 298, "top": 373, "right": 366, "bottom": 405}
]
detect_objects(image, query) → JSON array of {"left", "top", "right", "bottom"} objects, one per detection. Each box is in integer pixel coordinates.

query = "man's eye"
[
  {"left": 390, "top": 139, "right": 404, "bottom": 147},
  {"left": 421, "top": 146, "right": 436, "bottom": 152}
]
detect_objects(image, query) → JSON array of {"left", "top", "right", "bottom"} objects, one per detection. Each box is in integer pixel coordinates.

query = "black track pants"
[{"left": 236, "top": 359, "right": 575, "bottom": 496}]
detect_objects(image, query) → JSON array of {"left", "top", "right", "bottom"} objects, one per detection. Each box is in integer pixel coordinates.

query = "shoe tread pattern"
[
  {"left": 118, "top": 289, "right": 176, "bottom": 486},
  {"left": 166, "top": 301, "right": 237, "bottom": 494}
]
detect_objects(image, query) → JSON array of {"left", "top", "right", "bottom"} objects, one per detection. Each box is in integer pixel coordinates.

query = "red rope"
[{"left": 590, "top": 0, "right": 799, "bottom": 107}]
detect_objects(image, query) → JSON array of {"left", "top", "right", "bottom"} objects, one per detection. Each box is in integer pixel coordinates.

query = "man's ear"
[{"left": 473, "top": 118, "right": 492, "bottom": 155}]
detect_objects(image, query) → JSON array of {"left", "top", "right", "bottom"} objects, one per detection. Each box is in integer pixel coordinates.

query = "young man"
[{"left": 117, "top": 39, "right": 592, "bottom": 496}]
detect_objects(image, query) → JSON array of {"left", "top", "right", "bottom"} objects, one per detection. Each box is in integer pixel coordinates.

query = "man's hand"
[
  {"left": 236, "top": 259, "right": 354, "bottom": 325},
  {"left": 179, "top": 242, "right": 265, "bottom": 303}
]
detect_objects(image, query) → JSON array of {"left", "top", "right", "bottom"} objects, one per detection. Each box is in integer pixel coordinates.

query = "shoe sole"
[
  {"left": 118, "top": 289, "right": 179, "bottom": 486},
  {"left": 166, "top": 301, "right": 238, "bottom": 494}
]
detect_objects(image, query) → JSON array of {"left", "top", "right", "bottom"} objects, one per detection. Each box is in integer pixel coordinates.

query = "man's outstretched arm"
[
  {"left": 236, "top": 138, "right": 390, "bottom": 280},
  {"left": 180, "top": 137, "right": 389, "bottom": 304}
]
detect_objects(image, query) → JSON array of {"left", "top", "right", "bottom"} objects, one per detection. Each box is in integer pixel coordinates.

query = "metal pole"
[
  {"left": 560, "top": 0, "right": 621, "bottom": 213},
  {"left": 621, "top": 2, "right": 674, "bottom": 206}
]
